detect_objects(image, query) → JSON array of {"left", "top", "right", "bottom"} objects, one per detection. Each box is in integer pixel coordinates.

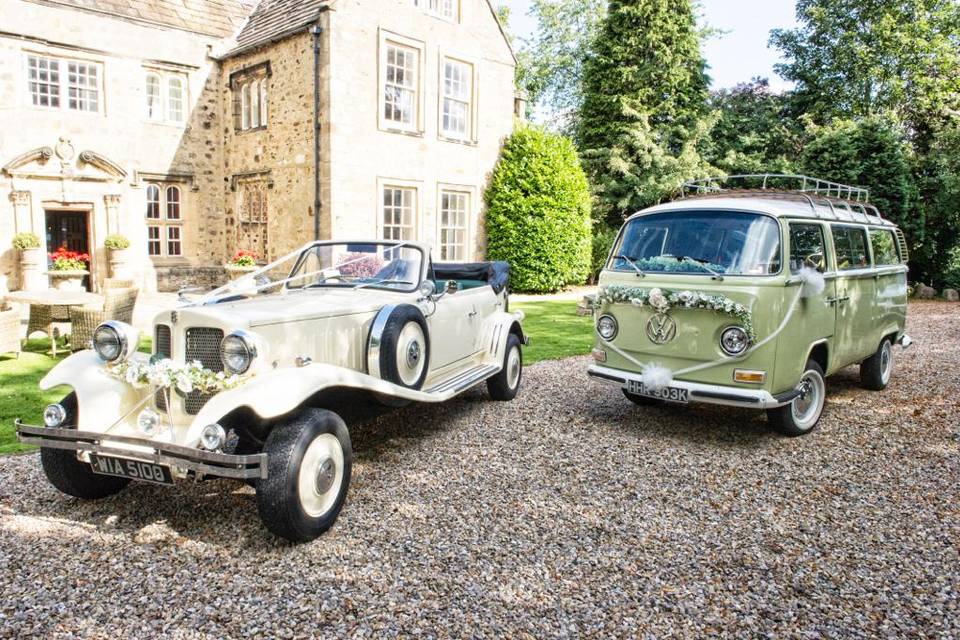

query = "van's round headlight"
[
  {"left": 597, "top": 315, "right": 618, "bottom": 341},
  {"left": 720, "top": 327, "right": 749, "bottom": 356},
  {"left": 93, "top": 321, "right": 137, "bottom": 362},
  {"left": 220, "top": 331, "right": 257, "bottom": 374}
]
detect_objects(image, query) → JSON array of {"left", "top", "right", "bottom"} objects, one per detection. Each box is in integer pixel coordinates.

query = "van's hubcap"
[
  {"left": 880, "top": 342, "right": 892, "bottom": 384},
  {"left": 792, "top": 370, "right": 825, "bottom": 430},
  {"left": 298, "top": 433, "right": 344, "bottom": 517}
]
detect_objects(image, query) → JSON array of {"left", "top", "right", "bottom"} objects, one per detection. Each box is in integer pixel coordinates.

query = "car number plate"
[
  {"left": 626, "top": 380, "right": 689, "bottom": 403},
  {"left": 89, "top": 455, "right": 173, "bottom": 485}
]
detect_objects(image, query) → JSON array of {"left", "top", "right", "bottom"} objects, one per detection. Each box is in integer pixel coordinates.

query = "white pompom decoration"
[
  {"left": 798, "top": 266, "right": 826, "bottom": 298},
  {"left": 641, "top": 364, "right": 673, "bottom": 392}
]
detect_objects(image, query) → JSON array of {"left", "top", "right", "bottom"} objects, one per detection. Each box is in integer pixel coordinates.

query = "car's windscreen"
[
  {"left": 287, "top": 242, "right": 424, "bottom": 292},
  {"left": 608, "top": 211, "right": 782, "bottom": 276}
]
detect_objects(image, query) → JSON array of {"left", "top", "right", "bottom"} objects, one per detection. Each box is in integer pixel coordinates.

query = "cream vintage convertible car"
[{"left": 17, "top": 240, "right": 526, "bottom": 542}]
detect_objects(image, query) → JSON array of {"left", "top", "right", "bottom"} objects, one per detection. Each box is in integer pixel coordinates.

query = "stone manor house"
[{"left": 0, "top": 0, "right": 517, "bottom": 292}]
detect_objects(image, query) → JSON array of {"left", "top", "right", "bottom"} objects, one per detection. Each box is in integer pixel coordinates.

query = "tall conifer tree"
[{"left": 577, "top": 0, "right": 711, "bottom": 222}]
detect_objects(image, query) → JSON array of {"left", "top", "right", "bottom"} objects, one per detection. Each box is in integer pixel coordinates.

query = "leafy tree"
[
  {"left": 577, "top": 0, "right": 712, "bottom": 223},
  {"left": 484, "top": 126, "right": 592, "bottom": 292},
  {"left": 516, "top": 0, "right": 606, "bottom": 127},
  {"left": 798, "top": 116, "right": 921, "bottom": 256},
  {"left": 916, "top": 119, "right": 960, "bottom": 284},
  {"left": 704, "top": 78, "right": 801, "bottom": 175},
  {"left": 771, "top": 0, "right": 960, "bottom": 144}
]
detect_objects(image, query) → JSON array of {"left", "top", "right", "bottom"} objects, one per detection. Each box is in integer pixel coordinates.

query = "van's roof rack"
[{"left": 679, "top": 174, "right": 888, "bottom": 225}]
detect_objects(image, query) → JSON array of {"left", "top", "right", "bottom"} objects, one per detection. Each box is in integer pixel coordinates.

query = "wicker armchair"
[
  {"left": 27, "top": 303, "right": 72, "bottom": 339},
  {"left": 0, "top": 305, "right": 21, "bottom": 358},
  {"left": 69, "top": 288, "right": 139, "bottom": 351},
  {"left": 103, "top": 278, "right": 136, "bottom": 290}
]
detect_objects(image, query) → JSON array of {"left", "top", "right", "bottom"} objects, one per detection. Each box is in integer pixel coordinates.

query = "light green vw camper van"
[{"left": 587, "top": 175, "right": 911, "bottom": 436}]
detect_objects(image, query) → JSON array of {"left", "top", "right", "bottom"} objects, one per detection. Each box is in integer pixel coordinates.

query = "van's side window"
[
  {"left": 870, "top": 229, "right": 900, "bottom": 265},
  {"left": 832, "top": 226, "right": 870, "bottom": 270},
  {"left": 790, "top": 223, "right": 827, "bottom": 272}
]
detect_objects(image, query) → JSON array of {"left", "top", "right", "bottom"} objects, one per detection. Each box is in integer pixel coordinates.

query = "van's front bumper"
[
  {"left": 15, "top": 420, "right": 267, "bottom": 480},
  {"left": 587, "top": 365, "right": 800, "bottom": 409}
]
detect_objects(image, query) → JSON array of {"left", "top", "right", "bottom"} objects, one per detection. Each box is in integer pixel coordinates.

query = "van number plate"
[
  {"left": 89, "top": 455, "right": 173, "bottom": 485},
  {"left": 626, "top": 380, "right": 689, "bottom": 403}
]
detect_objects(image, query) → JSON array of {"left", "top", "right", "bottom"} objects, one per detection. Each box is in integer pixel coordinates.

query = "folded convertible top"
[{"left": 432, "top": 261, "right": 510, "bottom": 294}]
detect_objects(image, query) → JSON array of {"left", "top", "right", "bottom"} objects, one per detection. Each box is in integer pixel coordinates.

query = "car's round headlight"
[
  {"left": 597, "top": 314, "right": 618, "bottom": 341},
  {"left": 220, "top": 331, "right": 257, "bottom": 374},
  {"left": 43, "top": 403, "right": 67, "bottom": 427},
  {"left": 720, "top": 326, "right": 750, "bottom": 356},
  {"left": 93, "top": 321, "right": 137, "bottom": 362},
  {"left": 200, "top": 424, "right": 226, "bottom": 451}
]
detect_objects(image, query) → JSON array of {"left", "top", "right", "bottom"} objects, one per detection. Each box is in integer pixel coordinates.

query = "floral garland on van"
[{"left": 591, "top": 285, "right": 755, "bottom": 342}]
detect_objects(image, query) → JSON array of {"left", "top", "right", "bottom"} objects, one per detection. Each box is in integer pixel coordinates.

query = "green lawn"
[
  {"left": 0, "top": 301, "right": 590, "bottom": 454},
  {"left": 0, "top": 336, "right": 152, "bottom": 455},
  {"left": 514, "top": 300, "right": 595, "bottom": 364}
]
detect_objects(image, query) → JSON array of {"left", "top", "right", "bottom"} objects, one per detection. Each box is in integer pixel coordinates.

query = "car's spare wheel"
[{"left": 368, "top": 304, "right": 430, "bottom": 390}]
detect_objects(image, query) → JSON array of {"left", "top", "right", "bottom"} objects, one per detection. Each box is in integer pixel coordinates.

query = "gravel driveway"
[{"left": 1, "top": 303, "right": 957, "bottom": 638}]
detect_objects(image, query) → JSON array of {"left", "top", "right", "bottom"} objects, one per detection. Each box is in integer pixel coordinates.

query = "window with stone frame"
[
  {"left": 382, "top": 42, "right": 419, "bottom": 131},
  {"left": 27, "top": 54, "right": 102, "bottom": 112},
  {"left": 440, "top": 57, "right": 474, "bottom": 140},
  {"left": 145, "top": 183, "right": 184, "bottom": 258},
  {"left": 237, "top": 181, "right": 269, "bottom": 261},
  {"left": 414, "top": 0, "right": 457, "bottom": 21},
  {"left": 145, "top": 70, "right": 187, "bottom": 123},
  {"left": 439, "top": 190, "right": 469, "bottom": 260},
  {"left": 382, "top": 186, "right": 417, "bottom": 241},
  {"left": 231, "top": 62, "right": 270, "bottom": 132}
]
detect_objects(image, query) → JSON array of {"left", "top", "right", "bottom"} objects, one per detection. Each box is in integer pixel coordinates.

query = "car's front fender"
[{"left": 39, "top": 351, "right": 151, "bottom": 430}]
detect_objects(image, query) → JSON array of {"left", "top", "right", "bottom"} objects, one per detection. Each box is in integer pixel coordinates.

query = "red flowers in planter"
[
  {"left": 229, "top": 250, "right": 258, "bottom": 267},
  {"left": 49, "top": 246, "right": 90, "bottom": 271}
]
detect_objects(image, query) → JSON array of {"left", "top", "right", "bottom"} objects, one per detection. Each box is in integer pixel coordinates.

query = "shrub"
[
  {"left": 104, "top": 234, "right": 131, "bottom": 250},
  {"left": 12, "top": 232, "right": 40, "bottom": 250},
  {"left": 484, "top": 126, "right": 592, "bottom": 292},
  {"left": 48, "top": 247, "right": 90, "bottom": 271}
]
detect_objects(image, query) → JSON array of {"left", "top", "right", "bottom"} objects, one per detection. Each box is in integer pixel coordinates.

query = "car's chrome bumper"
[
  {"left": 15, "top": 420, "right": 267, "bottom": 480},
  {"left": 587, "top": 365, "right": 800, "bottom": 409}
]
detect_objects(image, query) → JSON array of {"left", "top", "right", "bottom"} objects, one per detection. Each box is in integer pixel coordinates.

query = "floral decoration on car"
[
  {"left": 336, "top": 252, "right": 383, "bottom": 278},
  {"left": 591, "top": 285, "right": 755, "bottom": 341},
  {"left": 48, "top": 246, "right": 91, "bottom": 271},
  {"left": 105, "top": 358, "right": 248, "bottom": 394}
]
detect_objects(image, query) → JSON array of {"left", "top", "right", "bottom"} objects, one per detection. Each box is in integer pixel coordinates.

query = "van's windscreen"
[{"left": 608, "top": 211, "right": 782, "bottom": 276}]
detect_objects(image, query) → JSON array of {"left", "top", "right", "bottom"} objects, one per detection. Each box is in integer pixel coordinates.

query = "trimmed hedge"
[{"left": 484, "top": 126, "right": 592, "bottom": 293}]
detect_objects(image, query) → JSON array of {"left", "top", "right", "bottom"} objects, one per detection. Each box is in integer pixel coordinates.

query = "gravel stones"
[{"left": 1, "top": 303, "right": 958, "bottom": 638}]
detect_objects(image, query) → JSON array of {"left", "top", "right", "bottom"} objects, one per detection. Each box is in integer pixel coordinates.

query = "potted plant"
[
  {"left": 12, "top": 232, "right": 45, "bottom": 291},
  {"left": 104, "top": 234, "right": 133, "bottom": 280},
  {"left": 225, "top": 250, "right": 259, "bottom": 280},
  {"left": 47, "top": 246, "right": 90, "bottom": 291}
]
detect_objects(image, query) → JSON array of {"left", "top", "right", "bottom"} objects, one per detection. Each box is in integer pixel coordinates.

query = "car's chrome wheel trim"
[
  {"left": 298, "top": 433, "right": 344, "bottom": 518},
  {"left": 880, "top": 341, "right": 893, "bottom": 384},
  {"left": 506, "top": 345, "right": 521, "bottom": 390},
  {"left": 396, "top": 321, "right": 426, "bottom": 386},
  {"left": 791, "top": 369, "right": 825, "bottom": 431}
]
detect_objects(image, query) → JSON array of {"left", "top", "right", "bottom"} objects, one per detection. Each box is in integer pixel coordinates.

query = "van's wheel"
[
  {"left": 860, "top": 338, "right": 893, "bottom": 391},
  {"left": 40, "top": 393, "right": 130, "bottom": 499},
  {"left": 487, "top": 334, "right": 523, "bottom": 400},
  {"left": 767, "top": 360, "right": 826, "bottom": 437},
  {"left": 256, "top": 408, "right": 352, "bottom": 543},
  {"left": 622, "top": 389, "right": 661, "bottom": 407}
]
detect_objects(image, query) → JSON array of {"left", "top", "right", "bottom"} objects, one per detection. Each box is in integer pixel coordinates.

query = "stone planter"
[
  {"left": 19, "top": 248, "right": 47, "bottom": 292},
  {"left": 48, "top": 270, "right": 89, "bottom": 291},
  {"left": 225, "top": 264, "right": 259, "bottom": 281},
  {"left": 108, "top": 248, "right": 134, "bottom": 280}
]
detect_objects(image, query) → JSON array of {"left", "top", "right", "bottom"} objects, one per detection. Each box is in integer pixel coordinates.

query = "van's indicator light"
[{"left": 734, "top": 369, "right": 766, "bottom": 384}]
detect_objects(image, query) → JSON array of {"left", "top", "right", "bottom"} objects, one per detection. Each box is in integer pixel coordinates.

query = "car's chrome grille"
[
  {"left": 184, "top": 327, "right": 224, "bottom": 415},
  {"left": 154, "top": 325, "right": 172, "bottom": 411}
]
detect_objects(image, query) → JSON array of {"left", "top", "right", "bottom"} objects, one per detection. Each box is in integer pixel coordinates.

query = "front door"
[{"left": 46, "top": 210, "right": 91, "bottom": 289}]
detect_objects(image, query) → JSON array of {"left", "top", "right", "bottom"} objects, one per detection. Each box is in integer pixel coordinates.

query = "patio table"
[{"left": 4, "top": 290, "right": 104, "bottom": 357}]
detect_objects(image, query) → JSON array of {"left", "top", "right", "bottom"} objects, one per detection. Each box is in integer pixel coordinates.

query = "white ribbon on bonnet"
[{"left": 599, "top": 267, "right": 826, "bottom": 391}]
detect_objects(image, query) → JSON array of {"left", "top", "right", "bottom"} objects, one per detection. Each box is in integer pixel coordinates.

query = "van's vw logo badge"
[{"left": 646, "top": 313, "right": 677, "bottom": 344}]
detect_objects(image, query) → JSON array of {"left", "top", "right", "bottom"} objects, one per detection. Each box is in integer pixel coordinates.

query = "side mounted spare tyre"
[{"left": 368, "top": 303, "right": 430, "bottom": 390}]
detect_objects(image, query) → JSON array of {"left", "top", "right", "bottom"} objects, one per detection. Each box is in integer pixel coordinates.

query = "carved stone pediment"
[{"left": 2, "top": 138, "right": 126, "bottom": 183}]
